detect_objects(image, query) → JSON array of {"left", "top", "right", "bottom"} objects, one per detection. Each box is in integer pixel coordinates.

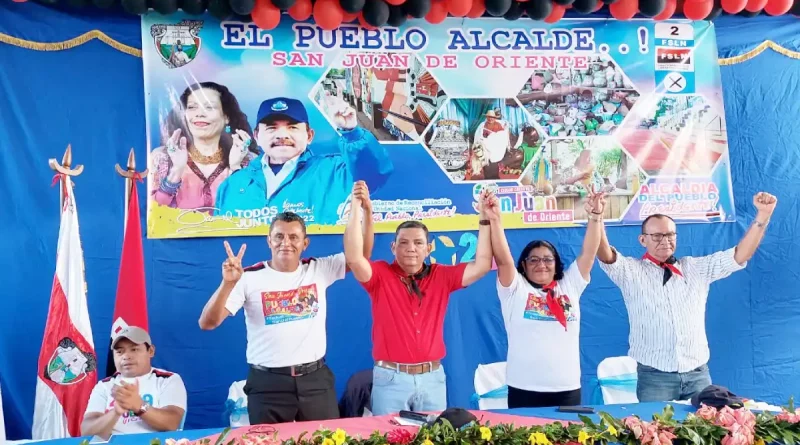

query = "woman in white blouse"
[{"left": 485, "top": 188, "right": 606, "bottom": 408}]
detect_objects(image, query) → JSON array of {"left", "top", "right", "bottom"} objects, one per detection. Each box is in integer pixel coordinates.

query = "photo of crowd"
[
  {"left": 312, "top": 52, "right": 448, "bottom": 143},
  {"left": 520, "top": 137, "right": 647, "bottom": 220},
  {"left": 616, "top": 95, "right": 728, "bottom": 176},
  {"left": 516, "top": 55, "right": 640, "bottom": 138},
  {"left": 423, "top": 98, "right": 543, "bottom": 183}
]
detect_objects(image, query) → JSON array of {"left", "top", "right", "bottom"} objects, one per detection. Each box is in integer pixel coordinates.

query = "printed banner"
[{"left": 141, "top": 16, "right": 734, "bottom": 238}]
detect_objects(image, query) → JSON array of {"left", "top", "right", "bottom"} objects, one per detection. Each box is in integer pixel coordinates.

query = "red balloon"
[
  {"left": 426, "top": 0, "right": 449, "bottom": 22},
  {"left": 610, "top": 0, "right": 638, "bottom": 19},
  {"left": 545, "top": 2, "right": 566, "bottom": 21},
  {"left": 654, "top": 0, "right": 676, "bottom": 17},
  {"left": 467, "top": 0, "right": 486, "bottom": 17},
  {"left": 253, "top": 0, "right": 282, "bottom": 29},
  {"left": 385, "top": 0, "right": 406, "bottom": 4},
  {"left": 12, "top": 0, "right": 28, "bottom": 3},
  {"left": 720, "top": 0, "right": 745, "bottom": 12},
  {"left": 745, "top": 0, "right": 768, "bottom": 10},
  {"left": 314, "top": 0, "right": 344, "bottom": 29},
  {"left": 593, "top": 0, "right": 604, "bottom": 10},
  {"left": 447, "top": 0, "right": 473, "bottom": 16},
  {"left": 765, "top": 0, "right": 791, "bottom": 14},
  {"left": 682, "top": 0, "right": 711, "bottom": 17},
  {"left": 288, "top": 0, "right": 312, "bottom": 20}
]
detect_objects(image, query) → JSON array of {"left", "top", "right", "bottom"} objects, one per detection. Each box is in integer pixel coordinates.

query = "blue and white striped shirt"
[{"left": 599, "top": 247, "right": 746, "bottom": 373}]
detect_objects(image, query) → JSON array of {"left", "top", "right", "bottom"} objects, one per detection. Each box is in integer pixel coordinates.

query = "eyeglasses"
[
  {"left": 525, "top": 257, "right": 555, "bottom": 266},
  {"left": 643, "top": 232, "right": 677, "bottom": 242}
]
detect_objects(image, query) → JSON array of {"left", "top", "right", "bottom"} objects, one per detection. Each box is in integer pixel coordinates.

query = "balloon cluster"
[{"left": 23, "top": 0, "right": 800, "bottom": 25}]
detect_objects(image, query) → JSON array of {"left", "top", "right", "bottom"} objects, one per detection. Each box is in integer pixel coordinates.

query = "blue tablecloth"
[
  {"left": 28, "top": 403, "right": 692, "bottom": 445},
  {"left": 492, "top": 402, "right": 696, "bottom": 423}
]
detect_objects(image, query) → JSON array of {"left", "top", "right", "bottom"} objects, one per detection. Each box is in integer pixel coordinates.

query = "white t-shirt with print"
[
  {"left": 84, "top": 368, "right": 187, "bottom": 435},
  {"left": 497, "top": 261, "right": 589, "bottom": 392},
  {"left": 226, "top": 253, "right": 346, "bottom": 368}
]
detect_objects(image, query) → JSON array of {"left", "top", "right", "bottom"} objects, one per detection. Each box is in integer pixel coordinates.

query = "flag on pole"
[
  {"left": 33, "top": 176, "right": 97, "bottom": 440},
  {"left": 106, "top": 177, "right": 148, "bottom": 377}
]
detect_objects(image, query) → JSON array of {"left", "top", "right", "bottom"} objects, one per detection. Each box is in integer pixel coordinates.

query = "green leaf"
[
  {"left": 579, "top": 415, "right": 598, "bottom": 428},
  {"left": 213, "top": 427, "right": 232, "bottom": 445}
]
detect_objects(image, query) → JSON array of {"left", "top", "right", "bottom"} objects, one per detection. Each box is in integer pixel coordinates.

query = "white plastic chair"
[
  {"left": 593, "top": 356, "right": 639, "bottom": 405},
  {"left": 225, "top": 380, "right": 250, "bottom": 427},
  {"left": 472, "top": 362, "right": 508, "bottom": 410}
]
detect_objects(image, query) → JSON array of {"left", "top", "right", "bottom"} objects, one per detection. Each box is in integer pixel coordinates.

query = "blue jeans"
[
  {"left": 636, "top": 363, "right": 712, "bottom": 402},
  {"left": 371, "top": 365, "right": 447, "bottom": 415}
]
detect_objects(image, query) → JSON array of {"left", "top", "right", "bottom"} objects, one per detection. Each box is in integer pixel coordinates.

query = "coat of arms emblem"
[
  {"left": 44, "top": 337, "right": 97, "bottom": 385},
  {"left": 150, "top": 20, "right": 204, "bottom": 69}
]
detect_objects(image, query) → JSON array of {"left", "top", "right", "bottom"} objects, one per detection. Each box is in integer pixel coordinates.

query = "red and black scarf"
[
  {"left": 533, "top": 280, "right": 568, "bottom": 331},
  {"left": 390, "top": 262, "right": 431, "bottom": 303},
  {"left": 643, "top": 253, "right": 682, "bottom": 285}
]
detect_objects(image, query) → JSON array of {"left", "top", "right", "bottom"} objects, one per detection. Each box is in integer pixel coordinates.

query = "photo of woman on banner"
[
  {"left": 425, "top": 98, "right": 541, "bottom": 182},
  {"left": 213, "top": 96, "right": 394, "bottom": 225},
  {"left": 150, "top": 82, "right": 259, "bottom": 212},
  {"left": 520, "top": 138, "right": 645, "bottom": 221},
  {"left": 516, "top": 55, "right": 639, "bottom": 138}
]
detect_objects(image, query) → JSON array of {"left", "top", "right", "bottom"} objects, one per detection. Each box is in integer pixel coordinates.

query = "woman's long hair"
[
  {"left": 163, "top": 82, "right": 258, "bottom": 169},
  {"left": 515, "top": 240, "right": 565, "bottom": 286}
]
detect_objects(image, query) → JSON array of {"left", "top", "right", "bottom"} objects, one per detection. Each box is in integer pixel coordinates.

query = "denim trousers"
[
  {"left": 370, "top": 365, "right": 447, "bottom": 415},
  {"left": 636, "top": 363, "right": 712, "bottom": 402}
]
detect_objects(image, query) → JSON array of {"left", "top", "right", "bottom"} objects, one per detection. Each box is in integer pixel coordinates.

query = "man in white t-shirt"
[
  {"left": 198, "top": 187, "right": 374, "bottom": 424},
  {"left": 81, "top": 327, "right": 187, "bottom": 439}
]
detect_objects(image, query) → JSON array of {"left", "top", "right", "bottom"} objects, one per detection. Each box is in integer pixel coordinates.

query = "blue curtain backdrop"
[{"left": 1, "top": 4, "right": 800, "bottom": 440}]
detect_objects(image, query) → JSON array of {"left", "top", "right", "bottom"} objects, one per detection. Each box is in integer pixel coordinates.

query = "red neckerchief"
[
  {"left": 390, "top": 262, "right": 430, "bottom": 302},
  {"left": 535, "top": 281, "right": 567, "bottom": 331},
  {"left": 643, "top": 253, "right": 682, "bottom": 285}
]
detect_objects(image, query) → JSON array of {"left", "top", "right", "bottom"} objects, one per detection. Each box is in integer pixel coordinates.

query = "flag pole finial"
[
  {"left": 115, "top": 148, "right": 149, "bottom": 179},
  {"left": 49, "top": 144, "right": 84, "bottom": 176}
]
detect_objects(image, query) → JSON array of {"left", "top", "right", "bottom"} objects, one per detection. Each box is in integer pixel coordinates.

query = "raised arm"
[
  {"left": 484, "top": 191, "right": 516, "bottom": 287},
  {"left": 362, "top": 187, "right": 375, "bottom": 261},
  {"left": 198, "top": 241, "right": 246, "bottom": 330},
  {"left": 461, "top": 189, "right": 494, "bottom": 287},
  {"left": 575, "top": 189, "right": 607, "bottom": 280},
  {"left": 734, "top": 192, "right": 777, "bottom": 265},
  {"left": 344, "top": 181, "right": 374, "bottom": 283},
  {"left": 597, "top": 216, "right": 616, "bottom": 264}
]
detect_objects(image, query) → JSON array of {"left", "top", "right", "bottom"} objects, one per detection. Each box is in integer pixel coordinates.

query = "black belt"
[{"left": 250, "top": 359, "right": 325, "bottom": 377}]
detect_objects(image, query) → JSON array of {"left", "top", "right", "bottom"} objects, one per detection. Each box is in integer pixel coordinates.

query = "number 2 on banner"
[
  {"left": 655, "top": 23, "right": 694, "bottom": 41},
  {"left": 458, "top": 233, "right": 477, "bottom": 263},
  {"left": 430, "top": 233, "right": 497, "bottom": 269}
]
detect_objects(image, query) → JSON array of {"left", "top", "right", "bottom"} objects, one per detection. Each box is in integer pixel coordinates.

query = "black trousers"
[
  {"left": 508, "top": 386, "right": 582, "bottom": 408},
  {"left": 244, "top": 363, "right": 339, "bottom": 424}
]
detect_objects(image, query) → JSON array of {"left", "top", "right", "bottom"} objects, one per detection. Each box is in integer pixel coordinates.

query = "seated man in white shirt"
[
  {"left": 81, "top": 327, "right": 187, "bottom": 439},
  {"left": 596, "top": 192, "right": 777, "bottom": 402}
]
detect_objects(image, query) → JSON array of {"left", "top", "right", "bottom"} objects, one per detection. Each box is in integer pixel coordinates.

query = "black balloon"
[
  {"left": 182, "top": 0, "right": 207, "bottom": 13},
  {"left": 230, "top": 0, "right": 256, "bottom": 14},
  {"left": 503, "top": 0, "right": 523, "bottom": 18},
  {"left": 638, "top": 0, "right": 664, "bottom": 16},
  {"left": 340, "top": 0, "right": 366, "bottom": 12},
  {"left": 737, "top": 7, "right": 760, "bottom": 14},
  {"left": 208, "top": 0, "right": 232, "bottom": 17},
  {"left": 153, "top": 0, "right": 178, "bottom": 13},
  {"left": 570, "top": 0, "right": 597, "bottom": 13},
  {"left": 486, "top": 0, "right": 512, "bottom": 15},
  {"left": 402, "top": 0, "right": 431, "bottom": 16},
  {"left": 553, "top": 0, "right": 574, "bottom": 6},
  {"left": 790, "top": 0, "right": 800, "bottom": 14},
  {"left": 704, "top": 0, "right": 722, "bottom": 19},
  {"left": 67, "top": 0, "right": 89, "bottom": 7},
  {"left": 363, "top": 0, "right": 390, "bottom": 25},
  {"left": 272, "top": 0, "right": 296, "bottom": 8},
  {"left": 121, "top": 0, "right": 148, "bottom": 13},
  {"left": 92, "top": 0, "right": 116, "bottom": 8},
  {"left": 524, "top": 0, "right": 552, "bottom": 18},
  {"left": 387, "top": 4, "right": 408, "bottom": 25}
]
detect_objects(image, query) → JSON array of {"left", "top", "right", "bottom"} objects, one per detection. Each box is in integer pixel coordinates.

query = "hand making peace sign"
[
  {"left": 222, "top": 241, "right": 247, "bottom": 283},
  {"left": 583, "top": 185, "right": 607, "bottom": 216}
]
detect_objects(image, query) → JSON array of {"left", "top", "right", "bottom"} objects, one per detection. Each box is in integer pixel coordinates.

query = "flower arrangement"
[{"left": 83, "top": 400, "right": 800, "bottom": 445}]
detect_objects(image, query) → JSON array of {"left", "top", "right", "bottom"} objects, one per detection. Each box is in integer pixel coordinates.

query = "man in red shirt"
[{"left": 344, "top": 181, "right": 494, "bottom": 415}]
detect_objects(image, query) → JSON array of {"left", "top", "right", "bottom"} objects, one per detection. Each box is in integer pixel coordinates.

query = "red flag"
[
  {"left": 106, "top": 179, "right": 148, "bottom": 376},
  {"left": 33, "top": 177, "right": 98, "bottom": 439}
]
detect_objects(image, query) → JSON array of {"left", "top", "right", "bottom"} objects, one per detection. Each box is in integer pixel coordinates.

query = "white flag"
[{"left": 32, "top": 177, "right": 98, "bottom": 440}]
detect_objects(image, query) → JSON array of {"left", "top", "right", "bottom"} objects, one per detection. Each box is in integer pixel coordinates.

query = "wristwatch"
[{"left": 136, "top": 402, "right": 151, "bottom": 416}]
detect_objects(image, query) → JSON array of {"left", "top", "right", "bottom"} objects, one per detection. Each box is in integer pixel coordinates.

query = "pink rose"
[
  {"left": 722, "top": 428, "right": 753, "bottom": 445},
  {"left": 777, "top": 410, "right": 800, "bottom": 424},
  {"left": 657, "top": 430, "right": 676, "bottom": 445},
  {"left": 696, "top": 404, "right": 718, "bottom": 421},
  {"left": 624, "top": 417, "right": 644, "bottom": 439},
  {"left": 717, "top": 407, "right": 737, "bottom": 428},
  {"left": 733, "top": 409, "right": 757, "bottom": 430}
]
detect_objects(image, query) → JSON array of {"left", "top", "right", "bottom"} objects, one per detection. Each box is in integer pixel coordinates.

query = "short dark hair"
[
  {"left": 270, "top": 212, "right": 307, "bottom": 235},
  {"left": 516, "top": 240, "right": 565, "bottom": 283},
  {"left": 395, "top": 220, "right": 429, "bottom": 241},
  {"left": 641, "top": 214, "right": 675, "bottom": 234}
]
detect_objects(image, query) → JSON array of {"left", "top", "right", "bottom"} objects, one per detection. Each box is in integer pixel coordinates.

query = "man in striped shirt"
[{"left": 596, "top": 192, "right": 777, "bottom": 402}]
